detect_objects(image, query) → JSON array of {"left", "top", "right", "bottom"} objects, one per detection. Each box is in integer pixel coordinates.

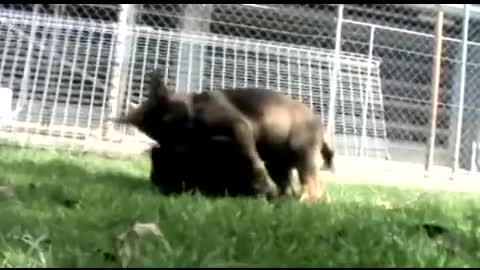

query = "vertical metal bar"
[
  {"left": 0, "top": 19, "right": 13, "bottom": 84},
  {"left": 74, "top": 25, "right": 94, "bottom": 131},
  {"left": 277, "top": 47, "right": 281, "bottom": 91},
  {"left": 140, "top": 28, "right": 151, "bottom": 100},
  {"left": 16, "top": 4, "right": 40, "bottom": 121},
  {"left": 308, "top": 51, "right": 313, "bottom": 109},
  {"left": 233, "top": 39, "right": 238, "bottom": 88},
  {"left": 327, "top": 4, "right": 344, "bottom": 142},
  {"left": 8, "top": 25, "right": 23, "bottom": 95},
  {"left": 287, "top": 48, "right": 291, "bottom": 97},
  {"left": 376, "top": 63, "right": 390, "bottom": 160},
  {"left": 105, "top": 4, "right": 131, "bottom": 140},
  {"left": 210, "top": 36, "right": 217, "bottom": 91},
  {"left": 199, "top": 40, "right": 205, "bottom": 92},
  {"left": 453, "top": 4, "right": 470, "bottom": 173},
  {"left": 187, "top": 42, "right": 194, "bottom": 93},
  {"left": 244, "top": 40, "right": 248, "bottom": 88},
  {"left": 297, "top": 49, "right": 302, "bottom": 102},
  {"left": 26, "top": 18, "right": 48, "bottom": 125},
  {"left": 121, "top": 30, "right": 137, "bottom": 141},
  {"left": 425, "top": 6, "right": 444, "bottom": 174},
  {"left": 338, "top": 62, "right": 348, "bottom": 156},
  {"left": 266, "top": 44, "right": 270, "bottom": 89},
  {"left": 37, "top": 17, "right": 58, "bottom": 135},
  {"left": 87, "top": 28, "right": 106, "bottom": 135},
  {"left": 318, "top": 57, "right": 325, "bottom": 120},
  {"left": 97, "top": 31, "right": 116, "bottom": 139},
  {"left": 360, "top": 26, "right": 376, "bottom": 156},
  {"left": 369, "top": 75, "right": 379, "bottom": 157},
  {"left": 222, "top": 38, "right": 227, "bottom": 89},
  {"left": 49, "top": 25, "right": 71, "bottom": 136},
  {"left": 60, "top": 22, "right": 84, "bottom": 137},
  {"left": 175, "top": 36, "right": 183, "bottom": 92},
  {"left": 347, "top": 60, "right": 359, "bottom": 153},
  {"left": 125, "top": 31, "right": 138, "bottom": 118},
  {"left": 164, "top": 30, "right": 173, "bottom": 82},
  {"left": 255, "top": 43, "right": 259, "bottom": 88},
  {"left": 153, "top": 31, "right": 161, "bottom": 70}
]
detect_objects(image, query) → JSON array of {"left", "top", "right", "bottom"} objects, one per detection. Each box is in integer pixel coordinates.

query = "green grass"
[{"left": 1, "top": 144, "right": 480, "bottom": 267}]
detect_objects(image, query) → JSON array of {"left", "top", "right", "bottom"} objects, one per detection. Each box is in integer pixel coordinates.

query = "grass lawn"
[{"left": 1, "top": 144, "right": 480, "bottom": 267}]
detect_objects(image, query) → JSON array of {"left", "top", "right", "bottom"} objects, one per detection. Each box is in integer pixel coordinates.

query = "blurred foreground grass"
[{"left": 0, "top": 144, "right": 480, "bottom": 267}]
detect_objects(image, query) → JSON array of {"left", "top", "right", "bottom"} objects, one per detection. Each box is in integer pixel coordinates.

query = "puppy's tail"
[
  {"left": 321, "top": 141, "right": 335, "bottom": 172},
  {"left": 319, "top": 130, "right": 335, "bottom": 172}
]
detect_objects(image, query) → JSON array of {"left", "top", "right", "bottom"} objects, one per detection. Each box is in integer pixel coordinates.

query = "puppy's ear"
[
  {"left": 112, "top": 69, "right": 167, "bottom": 125},
  {"left": 110, "top": 101, "right": 146, "bottom": 128},
  {"left": 110, "top": 69, "right": 173, "bottom": 128}
]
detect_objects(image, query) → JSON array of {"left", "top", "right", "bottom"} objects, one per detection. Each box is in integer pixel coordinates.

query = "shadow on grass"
[{"left": 0, "top": 156, "right": 153, "bottom": 193}]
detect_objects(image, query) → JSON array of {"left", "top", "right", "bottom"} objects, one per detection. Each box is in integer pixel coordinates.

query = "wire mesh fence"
[
  {"left": 0, "top": 10, "right": 117, "bottom": 140},
  {"left": 0, "top": 4, "right": 479, "bottom": 178}
]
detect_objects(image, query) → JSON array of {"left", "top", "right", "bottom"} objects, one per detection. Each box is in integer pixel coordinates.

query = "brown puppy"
[{"left": 115, "top": 69, "right": 334, "bottom": 203}]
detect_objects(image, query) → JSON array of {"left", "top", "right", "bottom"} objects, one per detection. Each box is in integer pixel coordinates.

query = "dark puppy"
[
  {"left": 149, "top": 138, "right": 303, "bottom": 198},
  {"left": 149, "top": 143, "right": 195, "bottom": 195},
  {"left": 149, "top": 138, "right": 254, "bottom": 197},
  {"left": 115, "top": 69, "right": 334, "bottom": 203}
]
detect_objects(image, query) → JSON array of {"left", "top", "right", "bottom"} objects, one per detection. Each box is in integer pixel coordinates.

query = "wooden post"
[{"left": 425, "top": 5, "right": 444, "bottom": 175}]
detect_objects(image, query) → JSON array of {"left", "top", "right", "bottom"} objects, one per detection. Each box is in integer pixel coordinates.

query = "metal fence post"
[
  {"left": 16, "top": 4, "right": 40, "bottom": 121},
  {"left": 425, "top": 5, "right": 444, "bottom": 175},
  {"left": 452, "top": 4, "right": 470, "bottom": 174},
  {"left": 104, "top": 4, "right": 134, "bottom": 141},
  {"left": 327, "top": 4, "right": 343, "bottom": 146},
  {"left": 177, "top": 4, "right": 213, "bottom": 93}
]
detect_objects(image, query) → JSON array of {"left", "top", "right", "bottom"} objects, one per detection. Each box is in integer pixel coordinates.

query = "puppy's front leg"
[{"left": 231, "top": 119, "right": 279, "bottom": 199}]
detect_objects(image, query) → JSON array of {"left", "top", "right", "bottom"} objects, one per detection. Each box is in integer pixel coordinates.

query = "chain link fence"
[
  {"left": 0, "top": 4, "right": 479, "bottom": 179},
  {"left": 445, "top": 6, "right": 480, "bottom": 174}
]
